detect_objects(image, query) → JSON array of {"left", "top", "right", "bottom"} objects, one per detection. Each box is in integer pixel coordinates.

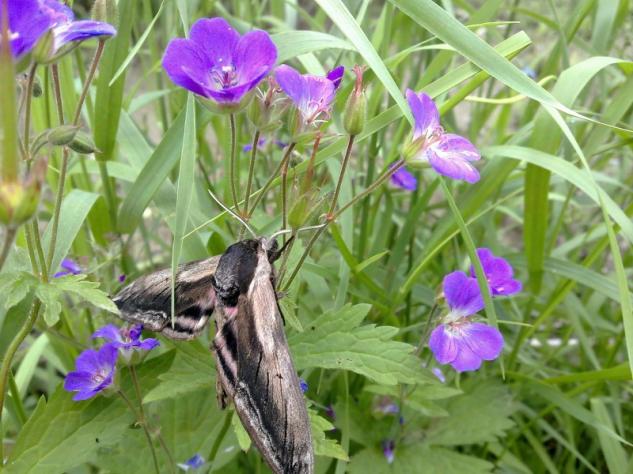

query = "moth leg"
[{"left": 216, "top": 378, "right": 230, "bottom": 409}]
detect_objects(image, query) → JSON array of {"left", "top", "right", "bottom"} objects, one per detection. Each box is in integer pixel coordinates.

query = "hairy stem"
[
  {"left": 72, "top": 39, "right": 105, "bottom": 126},
  {"left": 22, "top": 64, "right": 37, "bottom": 160},
  {"left": 229, "top": 114, "right": 240, "bottom": 214},
  {"left": 243, "top": 129, "right": 260, "bottom": 217}
]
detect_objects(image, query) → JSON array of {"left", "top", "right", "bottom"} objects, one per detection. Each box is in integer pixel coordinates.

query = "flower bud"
[
  {"left": 92, "top": 0, "right": 119, "bottom": 26},
  {"left": 0, "top": 159, "right": 46, "bottom": 226},
  {"left": 48, "top": 125, "right": 80, "bottom": 146},
  {"left": 343, "top": 65, "right": 367, "bottom": 136},
  {"left": 69, "top": 131, "right": 100, "bottom": 154},
  {"left": 402, "top": 135, "right": 427, "bottom": 167}
]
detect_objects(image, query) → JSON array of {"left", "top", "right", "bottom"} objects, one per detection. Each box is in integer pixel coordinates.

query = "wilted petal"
[
  {"left": 442, "top": 271, "right": 484, "bottom": 318},
  {"left": 471, "top": 248, "right": 522, "bottom": 296},
  {"left": 429, "top": 324, "right": 457, "bottom": 364},
  {"left": 463, "top": 322, "right": 504, "bottom": 360},
  {"left": 390, "top": 166, "right": 417, "bottom": 191},
  {"left": 326, "top": 65, "right": 345, "bottom": 90},
  {"left": 406, "top": 89, "right": 439, "bottom": 138}
]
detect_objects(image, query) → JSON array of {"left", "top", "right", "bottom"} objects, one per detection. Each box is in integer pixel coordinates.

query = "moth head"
[
  {"left": 212, "top": 240, "right": 260, "bottom": 306},
  {"left": 261, "top": 236, "right": 293, "bottom": 264}
]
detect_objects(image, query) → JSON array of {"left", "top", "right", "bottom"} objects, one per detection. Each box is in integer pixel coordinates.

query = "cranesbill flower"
[
  {"left": 275, "top": 64, "right": 344, "bottom": 126},
  {"left": 177, "top": 454, "right": 206, "bottom": 471},
  {"left": 63, "top": 344, "right": 117, "bottom": 401},
  {"left": 54, "top": 257, "right": 82, "bottom": 278},
  {"left": 0, "top": 0, "right": 52, "bottom": 59},
  {"left": 93, "top": 324, "right": 159, "bottom": 354},
  {"left": 299, "top": 378, "right": 308, "bottom": 394},
  {"left": 382, "top": 440, "right": 395, "bottom": 464},
  {"left": 470, "top": 248, "right": 522, "bottom": 296},
  {"left": 162, "top": 17, "right": 277, "bottom": 106},
  {"left": 428, "top": 271, "right": 503, "bottom": 372},
  {"left": 41, "top": 0, "right": 116, "bottom": 53},
  {"left": 404, "top": 90, "right": 481, "bottom": 183},
  {"left": 390, "top": 166, "right": 417, "bottom": 191}
]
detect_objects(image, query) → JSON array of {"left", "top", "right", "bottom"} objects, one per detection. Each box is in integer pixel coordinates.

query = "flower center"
[
  {"left": 211, "top": 64, "right": 238, "bottom": 89},
  {"left": 91, "top": 369, "right": 107, "bottom": 385}
]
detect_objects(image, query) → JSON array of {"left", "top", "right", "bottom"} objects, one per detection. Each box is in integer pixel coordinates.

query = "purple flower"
[
  {"left": 0, "top": 0, "right": 53, "bottom": 58},
  {"left": 63, "top": 344, "right": 117, "bottom": 401},
  {"left": 428, "top": 271, "right": 503, "bottom": 372},
  {"left": 92, "top": 324, "right": 159, "bottom": 354},
  {"left": 325, "top": 404, "right": 336, "bottom": 421},
  {"left": 242, "top": 137, "right": 287, "bottom": 152},
  {"left": 431, "top": 367, "right": 446, "bottom": 383},
  {"left": 470, "top": 248, "right": 522, "bottom": 296},
  {"left": 382, "top": 440, "right": 395, "bottom": 464},
  {"left": 118, "top": 274, "right": 126, "bottom": 283},
  {"left": 41, "top": 0, "right": 116, "bottom": 52},
  {"left": 162, "top": 18, "right": 277, "bottom": 105},
  {"left": 177, "top": 454, "right": 206, "bottom": 471},
  {"left": 299, "top": 378, "right": 308, "bottom": 393},
  {"left": 375, "top": 396, "right": 399, "bottom": 415},
  {"left": 275, "top": 64, "right": 344, "bottom": 126},
  {"left": 53, "top": 257, "right": 82, "bottom": 278},
  {"left": 405, "top": 89, "right": 481, "bottom": 183},
  {"left": 390, "top": 166, "right": 417, "bottom": 191}
]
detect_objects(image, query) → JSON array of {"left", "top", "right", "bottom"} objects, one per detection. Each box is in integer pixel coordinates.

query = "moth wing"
[
  {"left": 232, "top": 278, "right": 314, "bottom": 474},
  {"left": 112, "top": 256, "right": 219, "bottom": 340}
]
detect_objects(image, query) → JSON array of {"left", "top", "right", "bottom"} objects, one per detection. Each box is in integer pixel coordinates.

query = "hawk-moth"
[{"left": 113, "top": 237, "right": 314, "bottom": 474}]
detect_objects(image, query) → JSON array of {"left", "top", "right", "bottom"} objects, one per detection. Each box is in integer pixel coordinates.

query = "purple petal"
[
  {"left": 442, "top": 271, "right": 484, "bottom": 317},
  {"left": 189, "top": 18, "right": 239, "bottom": 68},
  {"left": 2, "top": 0, "right": 53, "bottom": 58},
  {"left": 471, "top": 248, "right": 522, "bottom": 296},
  {"left": 53, "top": 20, "right": 116, "bottom": 49},
  {"left": 42, "top": 0, "right": 74, "bottom": 23},
  {"left": 406, "top": 89, "right": 439, "bottom": 138},
  {"left": 97, "top": 344, "right": 119, "bottom": 368},
  {"left": 60, "top": 258, "right": 82, "bottom": 274},
  {"left": 431, "top": 367, "right": 446, "bottom": 383},
  {"left": 72, "top": 389, "right": 101, "bottom": 401},
  {"left": 63, "top": 371, "right": 92, "bottom": 391},
  {"left": 136, "top": 338, "right": 160, "bottom": 351},
  {"left": 326, "top": 65, "right": 345, "bottom": 90},
  {"left": 128, "top": 324, "right": 143, "bottom": 341},
  {"left": 53, "top": 270, "right": 71, "bottom": 278},
  {"left": 275, "top": 65, "right": 306, "bottom": 106},
  {"left": 428, "top": 324, "right": 457, "bottom": 364},
  {"left": 92, "top": 324, "right": 123, "bottom": 344},
  {"left": 462, "top": 322, "right": 504, "bottom": 360},
  {"left": 390, "top": 166, "right": 417, "bottom": 191},
  {"left": 449, "top": 338, "right": 483, "bottom": 372},
  {"left": 162, "top": 39, "right": 213, "bottom": 97},
  {"left": 234, "top": 29, "right": 277, "bottom": 88},
  {"left": 74, "top": 348, "right": 102, "bottom": 373},
  {"left": 428, "top": 134, "right": 480, "bottom": 183}
]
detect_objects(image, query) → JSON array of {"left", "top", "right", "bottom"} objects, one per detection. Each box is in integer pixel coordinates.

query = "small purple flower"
[
  {"left": 428, "top": 271, "right": 503, "bottom": 372},
  {"left": 470, "top": 248, "right": 522, "bottom": 297},
  {"left": 375, "top": 396, "right": 399, "bottom": 415},
  {"left": 41, "top": 0, "right": 116, "bottom": 52},
  {"left": 390, "top": 166, "right": 417, "bottom": 191},
  {"left": 177, "top": 454, "right": 206, "bottom": 471},
  {"left": 325, "top": 404, "right": 336, "bottom": 421},
  {"left": 382, "top": 440, "right": 395, "bottom": 464},
  {"left": 0, "top": 0, "right": 53, "bottom": 59},
  {"left": 162, "top": 18, "right": 277, "bottom": 105},
  {"left": 299, "top": 378, "right": 308, "bottom": 393},
  {"left": 118, "top": 274, "right": 126, "bottom": 283},
  {"left": 431, "top": 367, "right": 446, "bottom": 383},
  {"left": 242, "top": 137, "right": 287, "bottom": 152},
  {"left": 93, "top": 324, "right": 159, "bottom": 354},
  {"left": 405, "top": 89, "right": 481, "bottom": 183},
  {"left": 53, "top": 257, "right": 82, "bottom": 278},
  {"left": 63, "top": 344, "right": 117, "bottom": 401},
  {"left": 275, "top": 64, "right": 344, "bottom": 126},
  {"left": 522, "top": 66, "right": 537, "bottom": 79}
]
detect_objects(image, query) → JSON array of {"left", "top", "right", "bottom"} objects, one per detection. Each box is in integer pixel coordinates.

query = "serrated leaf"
[
  {"left": 35, "top": 284, "right": 63, "bottom": 326},
  {"left": 51, "top": 275, "right": 119, "bottom": 314},
  {"left": 2, "top": 272, "right": 37, "bottom": 311},
  {"left": 310, "top": 409, "right": 348, "bottom": 461},
  {"left": 349, "top": 445, "right": 493, "bottom": 474},
  {"left": 426, "top": 380, "right": 516, "bottom": 446},
  {"left": 289, "top": 304, "right": 428, "bottom": 385},
  {"left": 143, "top": 340, "right": 214, "bottom": 403}
]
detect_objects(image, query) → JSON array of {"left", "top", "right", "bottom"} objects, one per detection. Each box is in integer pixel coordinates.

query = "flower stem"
[
  {"left": 281, "top": 149, "right": 290, "bottom": 235},
  {"left": 229, "top": 114, "right": 240, "bottom": 214},
  {"left": 327, "top": 134, "right": 355, "bottom": 217},
  {"left": 118, "top": 389, "right": 161, "bottom": 474},
  {"left": 22, "top": 64, "right": 37, "bottom": 160},
  {"left": 243, "top": 129, "right": 260, "bottom": 217},
  {"left": 130, "top": 365, "right": 176, "bottom": 473},
  {"left": 282, "top": 158, "right": 404, "bottom": 292},
  {"left": 246, "top": 143, "right": 296, "bottom": 219},
  {"left": 0, "top": 226, "right": 17, "bottom": 272},
  {"left": 208, "top": 410, "right": 233, "bottom": 472},
  {"left": 72, "top": 39, "right": 105, "bottom": 126}
]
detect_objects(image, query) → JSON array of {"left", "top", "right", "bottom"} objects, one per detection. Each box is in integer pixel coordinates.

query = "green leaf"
[
  {"left": 143, "top": 341, "right": 215, "bottom": 403},
  {"left": 289, "top": 304, "right": 429, "bottom": 385},
  {"left": 590, "top": 398, "right": 629, "bottom": 474},
  {"left": 5, "top": 387, "right": 130, "bottom": 474},
  {"left": 0, "top": 272, "right": 37, "bottom": 311},
  {"left": 272, "top": 30, "right": 355, "bottom": 62},
  {"left": 349, "top": 445, "right": 493, "bottom": 474},
  {"left": 51, "top": 274, "right": 119, "bottom": 314},
  {"left": 232, "top": 413, "right": 251, "bottom": 451},
  {"left": 41, "top": 190, "right": 99, "bottom": 274},
  {"left": 34, "top": 284, "right": 63, "bottom": 326},
  {"left": 425, "top": 381, "right": 516, "bottom": 446},
  {"left": 310, "top": 409, "right": 348, "bottom": 461}
]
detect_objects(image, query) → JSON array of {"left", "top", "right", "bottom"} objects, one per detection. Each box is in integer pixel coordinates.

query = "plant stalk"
[
  {"left": 118, "top": 389, "right": 161, "bottom": 474},
  {"left": 229, "top": 114, "right": 240, "bottom": 214}
]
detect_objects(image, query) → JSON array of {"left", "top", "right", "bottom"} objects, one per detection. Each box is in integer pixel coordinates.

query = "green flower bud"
[
  {"left": 343, "top": 65, "right": 367, "bottom": 136},
  {"left": 48, "top": 125, "right": 80, "bottom": 146},
  {"left": 69, "top": 131, "right": 100, "bottom": 155},
  {"left": 0, "top": 160, "right": 45, "bottom": 226}
]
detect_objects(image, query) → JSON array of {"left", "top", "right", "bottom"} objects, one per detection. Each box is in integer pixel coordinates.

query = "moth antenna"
[
  {"left": 207, "top": 189, "right": 257, "bottom": 239},
  {"left": 268, "top": 223, "right": 327, "bottom": 242},
  {"left": 295, "top": 223, "right": 327, "bottom": 234},
  {"left": 268, "top": 228, "right": 293, "bottom": 241}
]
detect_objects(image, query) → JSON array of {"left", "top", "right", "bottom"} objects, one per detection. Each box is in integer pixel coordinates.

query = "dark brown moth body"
[{"left": 113, "top": 238, "right": 314, "bottom": 474}]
